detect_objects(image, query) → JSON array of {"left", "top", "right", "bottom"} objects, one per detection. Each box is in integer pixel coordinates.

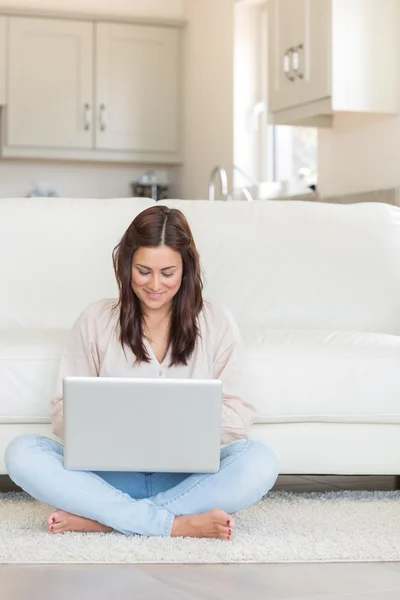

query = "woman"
[{"left": 5, "top": 206, "right": 279, "bottom": 540}]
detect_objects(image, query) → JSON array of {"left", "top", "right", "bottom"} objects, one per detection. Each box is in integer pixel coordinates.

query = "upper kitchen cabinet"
[
  {"left": 7, "top": 17, "right": 93, "bottom": 149},
  {"left": 2, "top": 14, "right": 182, "bottom": 163},
  {"left": 269, "top": 0, "right": 331, "bottom": 113},
  {"left": 268, "top": 0, "right": 400, "bottom": 126},
  {"left": 96, "top": 23, "right": 180, "bottom": 156}
]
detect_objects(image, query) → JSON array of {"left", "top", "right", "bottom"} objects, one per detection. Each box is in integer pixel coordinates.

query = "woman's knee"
[
  {"left": 5, "top": 434, "right": 38, "bottom": 475},
  {"left": 244, "top": 439, "right": 280, "bottom": 493},
  {"left": 4, "top": 434, "right": 56, "bottom": 478}
]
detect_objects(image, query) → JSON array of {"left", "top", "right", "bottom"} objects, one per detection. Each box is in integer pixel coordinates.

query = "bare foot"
[
  {"left": 171, "top": 509, "right": 235, "bottom": 540},
  {"left": 47, "top": 510, "right": 113, "bottom": 534}
]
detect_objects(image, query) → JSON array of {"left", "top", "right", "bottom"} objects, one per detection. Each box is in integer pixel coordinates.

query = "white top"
[{"left": 51, "top": 298, "right": 256, "bottom": 445}]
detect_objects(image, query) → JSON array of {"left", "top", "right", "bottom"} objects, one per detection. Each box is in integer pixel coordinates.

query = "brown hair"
[{"left": 112, "top": 205, "right": 203, "bottom": 366}]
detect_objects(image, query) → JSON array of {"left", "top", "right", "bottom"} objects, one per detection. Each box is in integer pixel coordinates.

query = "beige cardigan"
[{"left": 51, "top": 298, "right": 256, "bottom": 445}]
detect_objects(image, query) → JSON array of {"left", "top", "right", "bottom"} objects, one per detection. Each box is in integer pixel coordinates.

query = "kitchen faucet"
[
  {"left": 208, "top": 166, "right": 229, "bottom": 201},
  {"left": 208, "top": 165, "right": 254, "bottom": 201}
]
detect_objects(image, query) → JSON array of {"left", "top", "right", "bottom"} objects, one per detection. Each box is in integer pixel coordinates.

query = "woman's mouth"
[{"left": 145, "top": 291, "right": 164, "bottom": 300}]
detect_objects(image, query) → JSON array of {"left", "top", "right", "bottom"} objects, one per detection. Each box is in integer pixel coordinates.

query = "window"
[{"left": 272, "top": 125, "right": 318, "bottom": 187}]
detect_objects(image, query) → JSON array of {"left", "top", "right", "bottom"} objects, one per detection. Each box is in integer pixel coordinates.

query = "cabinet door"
[
  {"left": 7, "top": 17, "right": 93, "bottom": 149},
  {"left": 269, "top": 0, "right": 331, "bottom": 112},
  {"left": 296, "top": 0, "right": 331, "bottom": 106},
  {"left": 269, "top": 0, "right": 307, "bottom": 112},
  {"left": 96, "top": 23, "right": 179, "bottom": 154}
]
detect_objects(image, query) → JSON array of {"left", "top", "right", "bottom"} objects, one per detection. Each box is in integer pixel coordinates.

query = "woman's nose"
[{"left": 149, "top": 274, "right": 161, "bottom": 291}]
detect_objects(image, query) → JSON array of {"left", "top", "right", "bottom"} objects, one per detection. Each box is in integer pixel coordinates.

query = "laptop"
[{"left": 63, "top": 376, "right": 222, "bottom": 473}]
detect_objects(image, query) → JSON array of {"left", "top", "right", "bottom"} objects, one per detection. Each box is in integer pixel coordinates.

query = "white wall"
[
  {"left": 0, "top": 0, "right": 185, "bottom": 19},
  {"left": 178, "top": 0, "right": 234, "bottom": 200},
  {"left": 318, "top": 113, "right": 400, "bottom": 197},
  {"left": 0, "top": 160, "right": 176, "bottom": 198}
]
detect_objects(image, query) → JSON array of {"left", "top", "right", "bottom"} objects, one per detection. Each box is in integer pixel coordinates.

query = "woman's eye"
[{"left": 137, "top": 270, "right": 173, "bottom": 277}]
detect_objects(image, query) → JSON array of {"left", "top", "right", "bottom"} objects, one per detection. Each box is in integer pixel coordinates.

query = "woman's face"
[{"left": 131, "top": 245, "right": 183, "bottom": 314}]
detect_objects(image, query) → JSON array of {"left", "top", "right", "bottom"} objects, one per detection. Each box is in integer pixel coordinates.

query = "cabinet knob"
[
  {"left": 283, "top": 48, "right": 295, "bottom": 82},
  {"left": 83, "top": 103, "right": 91, "bottom": 131},
  {"left": 99, "top": 104, "right": 106, "bottom": 131}
]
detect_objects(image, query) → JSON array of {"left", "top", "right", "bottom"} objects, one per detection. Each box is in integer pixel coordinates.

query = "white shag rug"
[{"left": 2, "top": 490, "right": 400, "bottom": 564}]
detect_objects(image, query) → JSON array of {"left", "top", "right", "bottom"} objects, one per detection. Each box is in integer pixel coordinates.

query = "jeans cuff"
[{"left": 162, "top": 510, "right": 175, "bottom": 537}]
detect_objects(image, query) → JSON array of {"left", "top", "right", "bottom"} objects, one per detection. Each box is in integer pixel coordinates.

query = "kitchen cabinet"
[
  {"left": 96, "top": 23, "right": 179, "bottom": 155},
  {"left": 268, "top": 0, "right": 400, "bottom": 126},
  {"left": 7, "top": 17, "right": 93, "bottom": 149},
  {"left": 3, "top": 15, "right": 181, "bottom": 162}
]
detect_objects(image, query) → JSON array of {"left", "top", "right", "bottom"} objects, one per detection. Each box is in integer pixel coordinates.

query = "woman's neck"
[{"left": 143, "top": 304, "right": 172, "bottom": 330}]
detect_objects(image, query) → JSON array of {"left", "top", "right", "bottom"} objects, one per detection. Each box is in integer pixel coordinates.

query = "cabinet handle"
[
  {"left": 293, "top": 44, "right": 304, "bottom": 79},
  {"left": 283, "top": 48, "right": 295, "bottom": 82},
  {"left": 99, "top": 104, "right": 106, "bottom": 131},
  {"left": 83, "top": 103, "right": 91, "bottom": 131}
]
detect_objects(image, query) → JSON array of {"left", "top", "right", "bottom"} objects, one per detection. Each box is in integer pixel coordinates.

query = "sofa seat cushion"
[
  {"left": 0, "top": 330, "right": 68, "bottom": 421},
  {"left": 244, "top": 329, "right": 400, "bottom": 425}
]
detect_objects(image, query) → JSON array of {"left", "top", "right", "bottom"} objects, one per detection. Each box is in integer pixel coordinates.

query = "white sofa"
[{"left": 1, "top": 197, "right": 400, "bottom": 475}]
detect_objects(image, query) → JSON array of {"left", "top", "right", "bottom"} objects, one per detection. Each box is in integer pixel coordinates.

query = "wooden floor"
[
  {"left": 1, "top": 475, "right": 399, "bottom": 600},
  {"left": 2, "top": 562, "right": 400, "bottom": 600}
]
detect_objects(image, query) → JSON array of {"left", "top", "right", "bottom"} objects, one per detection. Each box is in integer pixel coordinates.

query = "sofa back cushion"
[
  {"left": 163, "top": 200, "right": 400, "bottom": 335},
  {"left": 1, "top": 197, "right": 399, "bottom": 334}
]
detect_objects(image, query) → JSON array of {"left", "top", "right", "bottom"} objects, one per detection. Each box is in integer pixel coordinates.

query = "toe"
[
  {"left": 217, "top": 511, "right": 235, "bottom": 528},
  {"left": 47, "top": 513, "right": 56, "bottom": 526},
  {"left": 48, "top": 510, "right": 63, "bottom": 525},
  {"left": 219, "top": 524, "right": 233, "bottom": 540},
  {"left": 50, "top": 520, "right": 67, "bottom": 533}
]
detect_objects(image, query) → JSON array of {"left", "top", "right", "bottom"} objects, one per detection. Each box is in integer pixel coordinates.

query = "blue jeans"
[{"left": 4, "top": 435, "right": 279, "bottom": 536}]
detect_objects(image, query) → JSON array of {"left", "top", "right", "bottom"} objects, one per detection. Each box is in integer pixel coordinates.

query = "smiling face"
[{"left": 131, "top": 245, "right": 183, "bottom": 314}]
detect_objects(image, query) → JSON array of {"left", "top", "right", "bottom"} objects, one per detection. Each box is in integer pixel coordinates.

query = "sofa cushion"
[
  {"left": 0, "top": 330, "right": 67, "bottom": 420},
  {"left": 2, "top": 198, "right": 400, "bottom": 336},
  {"left": 244, "top": 329, "right": 400, "bottom": 424},
  {"left": 1, "top": 327, "right": 399, "bottom": 427}
]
